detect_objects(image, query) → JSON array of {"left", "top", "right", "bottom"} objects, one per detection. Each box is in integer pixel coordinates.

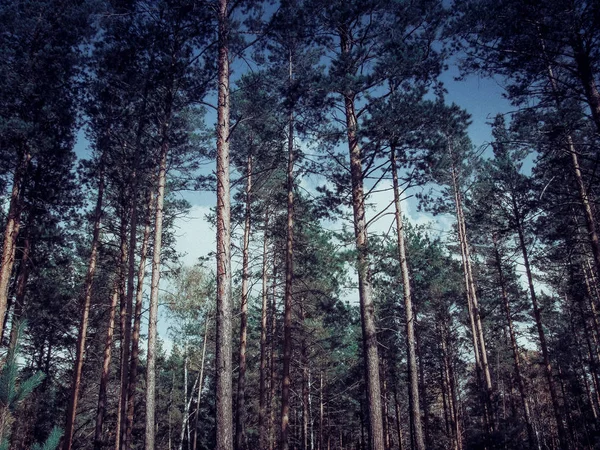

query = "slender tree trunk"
[
  {"left": 125, "top": 189, "right": 154, "bottom": 449},
  {"left": 393, "top": 387, "right": 404, "bottom": 450},
  {"left": 259, "top": 214, "right": 270, "bottom": 450},
  {"left": 492, "top": 235, "right": 536, "bottom": 448},
  {"left": 236, "top": 153, "right": 253, "bottom": 450},
  {"left": 215, "top": 1, "right": 233, "bottom": 448},
  {"left": 0, "top": 149, "right": 30, "bottom": 339},
  {"left": 269, "top": 263, "right": 278, "bottom": 450},
  {"left": 118, "top": 192, "right": 138, "bottom": 450},
  {"left": 301, "top": 303, "right": 309, "bottom": 450},
  {"left": 281, "top": 52, "right": 295, "bottom": 450},
  {"left": 449, "top": 148, "right": 493, "bottom": 432},
  {"left": 441, "top": 322, "right": 462, "bottom": 450},
  {"left": 513, "top": 202, "right": 568, "bottom": 449},
  {"left": 64, "top": 163, "right": 105, "bottom": 450},
  {"left": 339, "top": 26, "right": 384, "bottom": 450},
  {"left": 145, "top": 101, "right": 172, "bottom": 450},
  {"left": 191, "top": 317, "right": 209, "bottom": 450},
  {"left": 390, "top": 146, "right": 425, "bottom": 450},
  {"left": 95, "top": 215, "right": 128, "bottom": 450},
  {"left": 319, "top": 372, "right": 324, "bottom": 450}
]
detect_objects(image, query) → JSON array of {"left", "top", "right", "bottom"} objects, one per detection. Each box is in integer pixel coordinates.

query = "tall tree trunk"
[
  {"left": 390, "top": 146, "right": 425, "bottom": 450},
  {"left": 259, "top": 214, "right": 270, "bottom": 450},
  {"left": 64, "top": 163, "right": 105, "bottom": 450},
  {"left": 0, "top": 149, "right": 30, "bottom": 339},
  {"left": 301, "top": 303, "right": 309, "bottom": 450},
  {"left": 145, "top": 100, "right": 172, "bottom": 450},
  {"left": 95, "top": 214, "right": 128, "bottom": 450},
  {"left": 215, "top": 1, "right": 233, "bottom": 449},
  {"left": 125, "top": 189, "right": 154, "bottom": 449},
  {"left": 513, "top": 201, "right": 568, "bottom": 449},
  {"left": 492, "top": 235, "right": 536, "bottom": 448},
  {"left": 281, "top": 52, "right": 295, "bottom": 450},
  {"left": 118, "top": 189, "right": 138, "bottom": 450},
  {"left": 269, "top": 262, "right": 278, "bottom": 450},
  {"left": 339, "top": 26, "right": 384, "bottom": 450},
  {"left": 236, "top": 153, "right": 253, "bottom": 450}
]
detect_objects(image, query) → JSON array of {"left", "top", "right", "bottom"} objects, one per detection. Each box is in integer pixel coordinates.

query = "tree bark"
[
  {"left": 215, "top": 1, "right": 233, "bottom": 449},
  {"left": 339, "top": 26, "right": 384, "bottom": 450},
  {"left": 63, "top": 162, "right": 105, "bottom": 450},
  {"left": 259, "top": 214, "right": 270, "bottom": 450},
  {"left": 0, "top": 149, "right": 30, "bottom": 340},
  {"left": 390, "top": 146, "right": 425, "bottom": 450},
  {"left": 235, "top": 153, "right": 253, "bottom": 450},
  {"left": 281, "top": 53, "right": 295, "bottom": 450},
  {"left": 95, "top": 214, "right": 128, "bottom": 450},
  {"left": 145, "top": 103, "right": 171, "bottom": 450}
]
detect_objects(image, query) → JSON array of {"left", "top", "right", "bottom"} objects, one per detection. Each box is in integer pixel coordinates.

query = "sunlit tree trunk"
[
  {"left": 390, "top": 146, "right": 425, "bottom": 450},
  {"left": 95, "top": 214, "right": 128, "bottom": 450},
  {"left": 64, "top": 162, "right": 105, "bottom": 450},
  {"left": 145, "top": 91, "right": 172, "bottom": 449},
  {"left": 0, "top": 149, "right": 30, "bottom": 340},
  {"left": 215, "top": 0, "right": 233, "bottom": 448}
]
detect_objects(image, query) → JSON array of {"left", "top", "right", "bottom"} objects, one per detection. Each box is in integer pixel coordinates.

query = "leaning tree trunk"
[
  {"left": 339, "top": 26, "right": 384, "bottom": 450},
  {"left": 215, "top": 0, "right": 233, "bottom": 448},
  {"left": 281, "top": 52, "right": 295, "bottom": 450},
  {"left": 0, "top": 149, "right": 30, "bottom": 340},
  {"left": 390, "top": 146, "right": 425, "bottom": 450},
  {"left": 512, "top": 199, "right": 568, "bottom": 449},
  {"left": 95, "top": 213, "right": 128, "bottom": 450},
  {"left": 63, "top": 162, "right": 105, "bottom": 450},
  {"left": 235, "top": 153, "right": 253, "bottom": 450},
  {"left": 125, "top": 189, "right": 154, "bottom": 449},
  {"left": 448, "top": 148, "right": 494, "bottom": 432},
  {"left": 145, "top": 92, "right": 172, "bottom": 450}
]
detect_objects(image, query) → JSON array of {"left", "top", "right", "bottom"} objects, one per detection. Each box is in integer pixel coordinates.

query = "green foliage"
[{"left": 0, "top": 322, "right": 62, "bottom": 450}]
